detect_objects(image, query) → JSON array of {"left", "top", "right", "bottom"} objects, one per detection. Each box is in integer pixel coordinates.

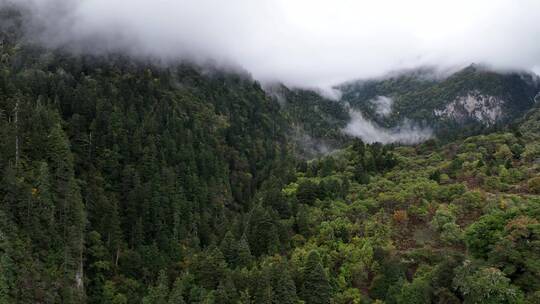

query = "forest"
[
  {"left": 339, "top": 66, "right": 539, "bottom": 140},
  {"left": 1, "top": 6, "right": 540, "bottom": 304}
]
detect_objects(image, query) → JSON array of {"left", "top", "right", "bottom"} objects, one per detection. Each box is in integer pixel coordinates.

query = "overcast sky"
[{"left": 9, "top": 0, "right": 540, "bottom": 88}]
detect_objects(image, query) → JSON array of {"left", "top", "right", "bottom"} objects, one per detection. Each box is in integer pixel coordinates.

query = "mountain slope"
[
  {"left": 2, "top": 6, "right": 540, "bottom": 304},
  {"left": 266, "top": 84, "right": 352, "bottom": 156},
  {"left": 0, "top": 8, "right": 292, "bottom": 302},
  {"left": 339, "top": 65, "right": 540, "bottom": 139}
]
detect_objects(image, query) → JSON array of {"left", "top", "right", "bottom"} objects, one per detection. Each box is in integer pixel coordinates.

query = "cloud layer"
[{"left": 5, "top": 0, "right": 540, "bottom": 88}]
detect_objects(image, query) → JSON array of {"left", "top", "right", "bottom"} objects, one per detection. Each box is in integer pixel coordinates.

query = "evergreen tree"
[
  {"left": 143, "top": 270, "right": 170, "bottom": 304},
  {"left": 0, "top": 212, "right": 15, "bottom": 304},
  {"left": 238, "top": 290, "right": 253, "bottom": 304},
  {"left": 86, "top": 231, "right": 111, "bottom": 304},
  {"left": 235, "top": 234, "right": 253, "bottom": 268},
  {"left": 168, "top": 278, "right": 186, "bottom": 304},
  {"left": 192, "top": 247, "right": 227, "bottom": 289},
  {"left": 271, "top": 261, "right": 298, "bottom": 304},
  {"left": 247, "top": 205, "right": 277, "bottom": 257},
  {"left": 353, "top": 163, "right": 370, "bottom": 184},
  {"left": 47, "top": 122, "right": 86, "bottom": 303},
  {"left": 214, "top": 278, "right": 237, "bottom": 304},
  {"left": 301, "top": 251, "right": 331, "bottom": 304},
  {"left": 296, "top": 180, "right": 319, "bottom": 205},
  {"left": 220, "top": 231, "right": 237, "bottom": 266}
]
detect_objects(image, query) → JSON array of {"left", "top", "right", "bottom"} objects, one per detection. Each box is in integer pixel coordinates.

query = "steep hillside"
[
  {"left": 0, "top": 8, "right": 292, "bottom": 303},
  {"left": 270, "top": 127, "right": 540, "bottom": 303},
  {"left": 266, "top": 84, "right": 352, "bottom": 157},
  {"left": 339, "top": 65, "right": 540, "bottom": 139}
]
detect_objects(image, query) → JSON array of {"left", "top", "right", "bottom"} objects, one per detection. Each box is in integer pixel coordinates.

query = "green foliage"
[
  {"left": 271, "top": 85, "right": 352, "bottom": 156},
  {"left": 454, "top": 263, "right": 525, "bottom": 304},
  {"left": 270, "top": 260, "right": 298, "bottom": 304},
  {"left": 142, "top": 270, "right": 169, "bottom": 304},
  {"left": 235, "top": 235, "right": 253, "bottom": 268},
  {"left": 296, "top": 179, "right": 320, "bottom": 205},
  {"left": 528, "top": 177, "right": 540, "bottom": 194},
  {"left": 488, "top": 215, "right": 540, "bottom": 292},
  {"left": 396, "top": 278, "right": 431, "bottom": 304},
  {"left": 465, "top": 211, "right": 509, "bottom": 259},
  {"left": 1, "top": 9, "right": 540, "bottom": 304},
  {"left": 247, "top": 205, "right": 280, "bottom": 257},
  {"left": 301, "top": 251, "right": 331, "bottom": 304},
  {"left": 192, "top": 247, "right": 227, "bottom": 290},
  {"left": 339, "top": 65, "right": 539, "bottom": 140}
]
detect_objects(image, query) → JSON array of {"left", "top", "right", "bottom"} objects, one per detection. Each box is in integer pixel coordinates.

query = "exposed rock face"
[{"left": 434, "top": 91, "right": 505, "bottom": 126}]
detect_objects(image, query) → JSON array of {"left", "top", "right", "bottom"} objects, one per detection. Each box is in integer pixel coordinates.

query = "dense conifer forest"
[{"left": 1, "top": 7, "right": 540, "bottom": 304}]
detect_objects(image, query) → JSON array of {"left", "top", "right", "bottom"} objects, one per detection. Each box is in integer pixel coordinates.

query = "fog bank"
[{"left": 4, "top": 0, "right": 540, "bottom": 88}]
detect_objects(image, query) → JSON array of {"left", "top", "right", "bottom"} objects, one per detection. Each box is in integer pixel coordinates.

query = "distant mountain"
[
  {"left": 338, "top": 65, "right": 540, "bottom": 139},
  {"left": 270, "top": 65, "right": 540, "bottom": 150}
]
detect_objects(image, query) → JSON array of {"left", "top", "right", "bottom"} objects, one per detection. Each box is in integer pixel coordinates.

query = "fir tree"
[
  {"left": 167, "top": 278, "right": 186, "bottom": 304},
  {"left": 143, "top": 270, "right": 170, "bottom": 304},
  {"left": 235, "top": 234, "right": 253, "bottom": 268},
  {"left": 220, "top": 231, "right": 237, "bottom": 266},
  {"left": 271, "top": 261, "right": 298, "bottom": 304},
  {"left": 301, "top": 251, "right": 331, "bottom": 304}
]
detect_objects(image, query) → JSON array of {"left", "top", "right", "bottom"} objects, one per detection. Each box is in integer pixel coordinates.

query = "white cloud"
[
  {"left": 344, "top": 110, "right": 433, "bottom": 144},
  {"left": 5, "top": 0, "right": 540, "bottom": 88},
  {"left": 371, "top": 96, "right": 394, "bottom": 117}
]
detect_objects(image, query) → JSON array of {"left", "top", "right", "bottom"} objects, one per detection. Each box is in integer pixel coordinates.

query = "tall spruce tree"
[
  {"left": 47, "top": 122, "right": 86, "bottom": 303},
  {"left": 235, "top": 234, "right": 253, "bottom": 268},
  {"left": 142, "top": 270, "right": 169, "bottom": 304},
  {"left": 220, "top": 231, "right": 237, "bottom": 266},
  {"left": 271, "top": 261, "right": 298, "bottom": 304},
  {"left": 301, "top": 251, "right": 331, "bottom": 304}
]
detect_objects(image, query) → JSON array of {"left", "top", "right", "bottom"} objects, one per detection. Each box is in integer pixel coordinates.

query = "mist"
[
  {"left": 4, "top": 0, "right": 540, "bottom": 89},
  {"left": 371, "top": 96, "right": 394, "bottom": 117},
  {"left": 342, "top": 96, "right": 432, "bottom": 145},
  {"left": 344, "top": 110, "right": 433, "bottom": 144}
]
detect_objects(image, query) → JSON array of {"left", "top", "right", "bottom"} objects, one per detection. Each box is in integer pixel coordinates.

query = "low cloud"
[
  {"left": 292, "top": 132, "right": 332, "bottom": 157},
  {"left": 344, "top": 110, "right": 433, "bottom": 144},
  {"left": 371, "top": 96, "right": 394, "bottom": 117},
  {"left": 2, "top": 0, "right": 540, "bottom": 89}
]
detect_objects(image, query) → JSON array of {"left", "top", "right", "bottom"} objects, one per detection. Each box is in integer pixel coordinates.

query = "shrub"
[{"left": 528, "top": 177, "right": 540, "bottom": 194}]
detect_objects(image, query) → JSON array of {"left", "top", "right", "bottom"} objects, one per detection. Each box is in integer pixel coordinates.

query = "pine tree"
[
  {"left": 238, "top": 290, "right": 253, "bottom": 304},
  {"left": 33, "top": 162, "right": 55, "bottom": 242},
  {"left": 301, "top": 251, "right": 331, "bottom": 304},
  {"left": 0, "top": 212, "right": 15, "bottom": 304},
  {"left": 214, "top": 278, "right": 237, "bottom": 304},
  {"left": 47, "top": 122, "right": 86, "bottom": 302},
  {"left": 271, "top": 261, "right": 298, "bottom": 304},
  {"left": 247, "top": 204, "right": 277, "bottom": 257},
  {"left": 192, "top": 247, "right": 227, "bottom": 289},
  {"left": 143, "top": 270, "right": 170, "bottom": 304},
  {"left": 352, "top": 139, "right": 366, "bottom": 156},
  {"left": 86, "top": 231, "right": 111, "bottom": 304},
  {"left": 235, "top": 234, "right": 253, "bottom": 268},
  {"left": 353, "top": 163, "right": 370, "bottom": 184},
  {"left": 253, "top": 276, "right": 274, "bottom": 304},
  {"left": 167, "top": 277, "right": 186, "bottom": 304},
  {"left": 220, "top": 231, "right": 237, "bottom": 266},
  {"left": 296, "top": 180, "right": 319, "bottom": 205}
]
